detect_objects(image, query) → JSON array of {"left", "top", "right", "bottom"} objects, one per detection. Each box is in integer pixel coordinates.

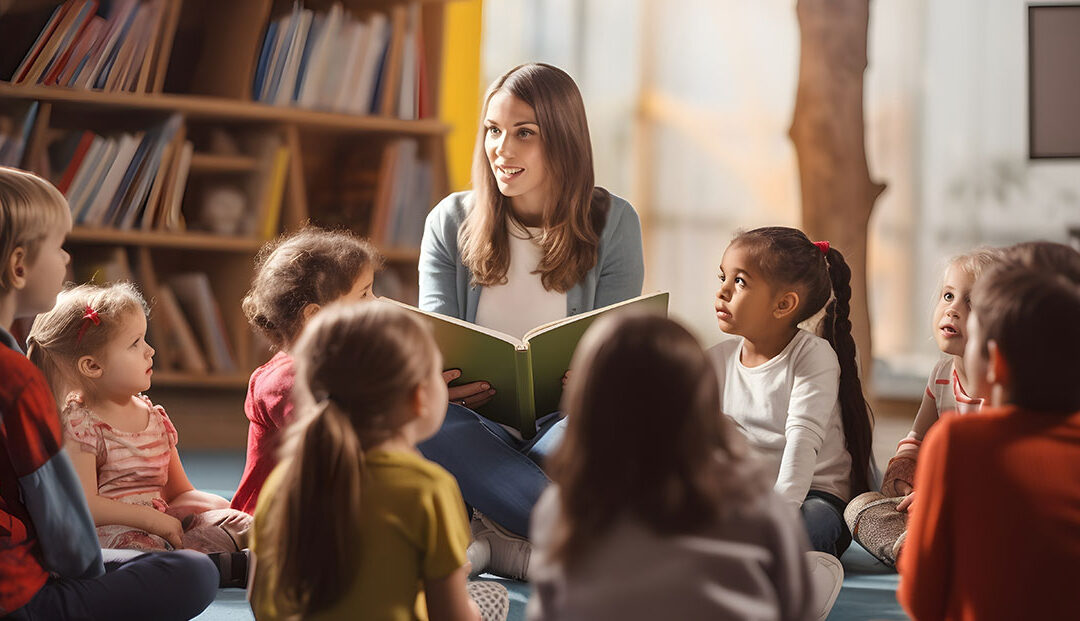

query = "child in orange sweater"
[{"left": 898, "top": 242, "right": 1080, "bottom": 621}]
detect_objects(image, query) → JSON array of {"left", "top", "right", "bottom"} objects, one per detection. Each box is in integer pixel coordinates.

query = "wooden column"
[{"left": 789, "top": 0, "right": 886, "bottom": 382}]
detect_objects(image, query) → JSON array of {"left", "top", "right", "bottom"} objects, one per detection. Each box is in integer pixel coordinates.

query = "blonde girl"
[
  {"left": 529, "top": 313, "right": 814, "bottom": 621},
  {"left": 250, "top": 302, "right": 505, "bottom": 621},
  {"left": 846, "top": 248, "right": 1000, "bottom": 566},
  {"left": 27, "top": 283, "right": 252, "bottom": 572},
  {"left": 231, "top": 226, "right": 381, "bottom": 514}
]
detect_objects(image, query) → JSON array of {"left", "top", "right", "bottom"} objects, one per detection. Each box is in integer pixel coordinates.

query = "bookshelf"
[{"left": 0, "top": 0, "right": 451, "bottom": 400}]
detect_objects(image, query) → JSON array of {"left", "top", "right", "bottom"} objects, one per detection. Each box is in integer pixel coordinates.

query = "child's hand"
[
  {"left": 151, "top": 512, "right": 185, "bottom": 549},
  {"left": 443, "top": 369, "right": 496, "bottom": 409},
  {"left": 896, "top": 492, "right": 916, "bottom": 513}
]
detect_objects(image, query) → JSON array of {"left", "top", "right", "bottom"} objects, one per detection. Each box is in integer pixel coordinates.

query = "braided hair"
[{"left": 732, "top": 226, "right": 874, "bottom": 496}]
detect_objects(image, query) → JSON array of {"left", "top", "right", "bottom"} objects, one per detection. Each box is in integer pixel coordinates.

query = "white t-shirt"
[
  {"left": 474, "top": 222, "right": 567, "bottom": 339},
  {"left": 707, "top": 330, "right": 852, "bottom": 508}
]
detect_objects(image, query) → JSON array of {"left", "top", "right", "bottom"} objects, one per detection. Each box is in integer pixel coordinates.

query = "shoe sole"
[{"left": 807, "top": 551, "right": 844, "bottom": 621}]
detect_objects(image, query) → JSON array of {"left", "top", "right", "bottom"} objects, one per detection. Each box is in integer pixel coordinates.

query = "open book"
[{"left": 384, "top": 292, "right": 669, "bottom": 438}]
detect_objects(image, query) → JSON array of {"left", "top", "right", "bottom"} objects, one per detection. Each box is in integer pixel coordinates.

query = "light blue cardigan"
[{"left": 418, "top": 190, "right": 645, "bottom": 322}]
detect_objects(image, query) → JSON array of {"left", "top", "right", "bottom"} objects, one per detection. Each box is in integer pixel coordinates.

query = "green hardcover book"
[{"left": 383, "top": 291, "right": 669, "bottom": 438}]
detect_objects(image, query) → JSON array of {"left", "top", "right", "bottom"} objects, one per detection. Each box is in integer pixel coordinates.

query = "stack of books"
[
  {"left": 252, "top": 1, "right": 430, "bottom": 119},
  {"left": 10, "top": 0, "right": 170, "bottom": 93},
  {"left": 52, "top": 114, "right": 190, "bottom": 231},
  {"left": 370, "top": 138, "right": 434, "bottom": 248},
  {"left": 0, "top": 102, "right": 39, "bottom": 168}
]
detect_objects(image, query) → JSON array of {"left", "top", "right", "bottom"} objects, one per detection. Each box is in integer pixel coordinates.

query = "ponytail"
[
  {"left": 264, "top": 400, "right": 365, "bottom": 615},
  {"left": 822, "top": 248, "right": 873, "bottom": 496}
]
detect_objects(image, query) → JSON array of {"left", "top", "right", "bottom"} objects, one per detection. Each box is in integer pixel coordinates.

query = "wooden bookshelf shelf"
[
  {"left": 68, "top": 228, "right": 265, "bottom": 252},
  {"left": 382, "top": 247, "right": 423, "bottom": 263},
  {"left": 152, "top": 371, "right": 251, "bottom": 389},
  {"left": 0, "top": 84, "right": 450, "bottom": 136},
  {"left": 189, "top": 153, "right": 259, "bottom": 173}
]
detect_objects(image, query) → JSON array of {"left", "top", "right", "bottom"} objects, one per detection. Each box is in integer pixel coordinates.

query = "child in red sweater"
[
  {"left": 230, "top": 228, "right": 381, "bottom": 514},
  {"left": 898, "top": 242, "right": 1080, "bottom": 621}
]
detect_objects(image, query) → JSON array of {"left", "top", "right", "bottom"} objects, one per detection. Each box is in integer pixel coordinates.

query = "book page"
[{"left": 524, "top": 291, "right": 669, "bottom": 417}]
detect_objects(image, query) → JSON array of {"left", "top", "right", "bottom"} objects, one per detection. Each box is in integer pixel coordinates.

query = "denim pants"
[
  {"left": 801, "top": 490, "right": 852, "bottom": 558},
  {"left": 418, "top": 404, "right": 566, "bottom": 538},
  {"left": 4, "top": 549, "right": 218, "bottom": 621}
]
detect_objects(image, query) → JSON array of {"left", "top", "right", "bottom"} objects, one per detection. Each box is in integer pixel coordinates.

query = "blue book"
[
  {"left": 120, "top": 115, "right": 180, "bottom": 229},
  {"left": 293, "top": 13, "right": 322, "bottom": 103},
  {"left": 264, "top": 4, "right": 300, "bottom": 102},
  {"left": 369, "top": 37, "right": 391, "bottom": 115},
  {"left": 93, "top": 3, "right": 138, "bottom": 90},
  {"left": 252, "top": 21, "right": 278, "bottom": 100},
  {"left": 102, "top": 132, "right": 152, "bottom": 226}
]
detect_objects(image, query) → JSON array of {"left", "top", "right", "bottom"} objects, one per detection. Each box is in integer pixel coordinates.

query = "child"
[
  {"left": 529, "top": 313, "right": 815, "bottom": 621},
  {"left": 250, "top": 302, "right": 507, "bottom": 620},
  {"left": 708, "top": 226, "right": 874, "bottom": 559},
  {"left": 898, "top": 246, "right": 1080, "bottom": 620},
  {"left": 0, "top": 166, "right": 217, "bottom": 619},
  {"left": 230, "top": 227, "right": 380, "bottom": 514},
  {"left": 845, "top": 249, "right": 1000, "bottom": 566},
  {"left": 26, "top": 283, "right": 252, "bottom": 565}
]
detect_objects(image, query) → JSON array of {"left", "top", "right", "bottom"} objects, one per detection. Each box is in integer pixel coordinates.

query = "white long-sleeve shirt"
[{"left": 707, "top": 330, "right": 851, "bottom": 509}]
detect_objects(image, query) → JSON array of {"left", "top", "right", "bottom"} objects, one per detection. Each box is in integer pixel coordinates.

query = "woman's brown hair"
[
  {"left": 254, "top": 301, "right": 440, "bottom": 616},
  {"left": 460, "top": 63, "right": 609, "bottom": 293},
  {"left": 243, "top": 226, "right": 382, "bottom": 349},
  {"left": 731, "top": 226, "right": 875, "bottom": 497},
  {"left": 547, "top": 313, "right": 764, "bottom": 567}
]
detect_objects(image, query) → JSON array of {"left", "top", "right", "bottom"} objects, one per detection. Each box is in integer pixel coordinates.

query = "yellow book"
[{"left": 259, "top": 146, "right": 290, "bottom": 240}]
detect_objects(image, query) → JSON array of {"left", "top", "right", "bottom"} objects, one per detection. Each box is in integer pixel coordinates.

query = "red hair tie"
[
  {"left": 813, "top": 240, "right": 830, "bottom": 255},
  {"left": 76, "top": 305, "right": 101, "bottom": 344}
]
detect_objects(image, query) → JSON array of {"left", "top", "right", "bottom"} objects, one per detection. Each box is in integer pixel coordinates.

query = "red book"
[
  {"left": 12, "top": 2, "right": 72, "bottom": 83},
  {"left": 43, "top": 3, "right": 99, "bottom": 86},
  {"left": 58, "top": 131, "right": 96, "bottom": 195}
]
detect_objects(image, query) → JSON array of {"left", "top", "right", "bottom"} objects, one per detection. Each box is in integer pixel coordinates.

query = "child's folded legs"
[{"left": 844, "top": 491, "right": 908, "bottom": 566}]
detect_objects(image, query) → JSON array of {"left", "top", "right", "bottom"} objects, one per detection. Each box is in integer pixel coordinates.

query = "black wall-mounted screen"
[{"left": 1029, "top": 4, "right": 1080, "bottom": 158}]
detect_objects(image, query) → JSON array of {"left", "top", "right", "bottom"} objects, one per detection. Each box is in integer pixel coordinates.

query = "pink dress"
[{"left": 62, "top": 393, "right": 250, "bottom": 552}]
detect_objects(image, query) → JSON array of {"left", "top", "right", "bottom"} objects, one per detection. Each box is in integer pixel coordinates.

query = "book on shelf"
[
  {"left": 369, "top": 138, "right": 432, "bottom": 248},
  {"left": 130, "top": 247, "right": 175, "bottom": 370},
  {"left": 154, "top": 283, "right": 209, "bottom": 374},
  {"left": 382, "top": 292, "right": 670, "bottom": 438},
  {"left": 167, "top": 273, "right": 237, "bottom": 374},
  {"left": 11, "top": 0, "right": 163, "bottom": 93},
  {"left": 251, "top": 2, "right": 424, "bottom": 118},
  {"left": 51, "top": 115, "right": 183, "bottom": 230},
  {"left": 0, "top": 101, "right": 40, "bottom": 168}
]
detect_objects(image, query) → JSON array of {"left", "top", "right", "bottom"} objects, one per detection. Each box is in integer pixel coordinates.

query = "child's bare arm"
[
  {"left": 68, "top": 445, "right": 183, "bottom": 548},
  {"left": 161, "top": 447, "right": 229, "bottom": 515},
  {"left": 424, "top": 565, "right": 481, "bottom": 621},
  {"left": 884, "top": 390, "right": 939, "bottom": 496}
]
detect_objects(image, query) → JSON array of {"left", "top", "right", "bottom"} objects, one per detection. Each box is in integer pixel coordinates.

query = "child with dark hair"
[
  {"left": 898, "top": 249, "right": 1080, "bottom": 620},
  {"left": 708, "top": 227, "right": 876, "bottom": 617},
  {"left": 529, "top": 313, "right": 813, "bottom": 621},
  {"left": 230, "top": 227, "right": 382, "bottom": 514}
]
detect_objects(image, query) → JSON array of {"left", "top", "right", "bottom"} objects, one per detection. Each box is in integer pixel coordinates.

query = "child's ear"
[
  {"left": 407, "top": 383, "right": 427, "bottom": 421},
  {"left": 77, "top": 355, "right": 104, "bottom": 380},
  {"left": 301, "top": 302, "right": 321, "bottom": 323},
  {"left": 986, "top": 339, "right": 1011, "bottom": 386},
  {"left": 6, "top": 246, "right": 28, "bottom": 290},
  {"left": 773, "top": 291, "right": 800, "bottom": 320}
]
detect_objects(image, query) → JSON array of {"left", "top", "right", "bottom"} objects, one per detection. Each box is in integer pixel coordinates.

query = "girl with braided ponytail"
[{"left": 708, "top": 227, "right": 874, "bottom": 613}]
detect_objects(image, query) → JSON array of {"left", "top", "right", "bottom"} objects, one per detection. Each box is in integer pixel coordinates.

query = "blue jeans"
[
  {"left": 801, "top": 490, "right": 852, "bottom": 558},
  {"left": 418, "top": 404, "right": 566, "bottom": 538},
  {"left": 4, "top": 549, "right": 218, "bottom": 621}
]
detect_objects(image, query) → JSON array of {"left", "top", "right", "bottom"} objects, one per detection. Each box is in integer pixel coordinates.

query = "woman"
[{"left": 417, "top": 63, "right": 644, "bottom": 578}]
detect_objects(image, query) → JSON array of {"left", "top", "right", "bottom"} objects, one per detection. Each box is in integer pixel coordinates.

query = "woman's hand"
[
  {"left": 150, "top": 512, "right": 185, "bottom": 550},
  {"left": 443, "top": 369, "right": 496, "bottom": 409}
]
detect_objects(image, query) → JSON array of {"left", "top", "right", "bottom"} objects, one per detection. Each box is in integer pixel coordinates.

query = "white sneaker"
[
  {"left": 807, "top": 551, "right": 844, "bottom": 620},
  {"left": 470, "top": 511, "right": 531, "bottom": 581}
]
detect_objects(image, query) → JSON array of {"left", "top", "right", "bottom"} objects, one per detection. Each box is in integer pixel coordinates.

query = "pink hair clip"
[
  {"left": 813, "top": 240, "right": 830, "bottom": 255},
  {"left": 76, "top": 304, "right": 101, "bottom": 344}
]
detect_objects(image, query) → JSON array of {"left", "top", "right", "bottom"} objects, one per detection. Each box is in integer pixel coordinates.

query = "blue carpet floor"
[{"left": 182, "top": 451, "right": 905, "bottom": 621}]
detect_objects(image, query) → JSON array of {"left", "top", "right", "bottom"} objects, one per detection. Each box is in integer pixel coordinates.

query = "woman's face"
[{"left": 484, "top": 91, "right": 550, "bottom": 220}]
